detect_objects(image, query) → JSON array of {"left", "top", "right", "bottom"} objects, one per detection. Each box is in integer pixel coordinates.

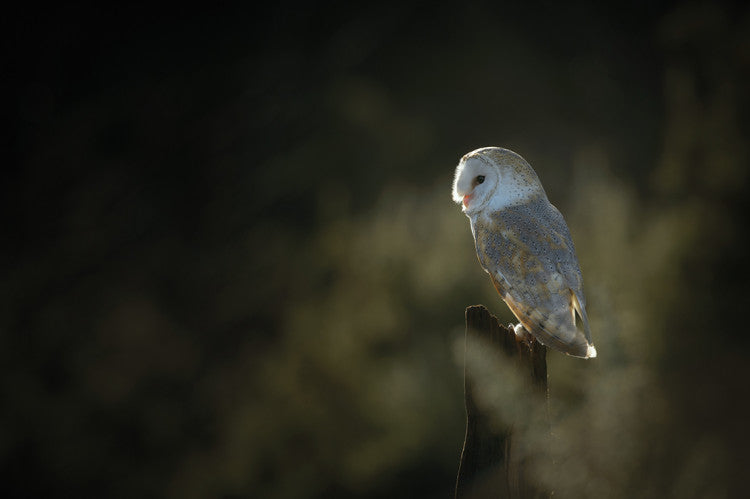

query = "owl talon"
[{"left": 511, "top": 323, "right": 532, "bottom": 344}]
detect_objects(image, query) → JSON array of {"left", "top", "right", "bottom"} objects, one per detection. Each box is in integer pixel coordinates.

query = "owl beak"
[{"left": 462, "top": 194, "right": 473, "bottom": 208}]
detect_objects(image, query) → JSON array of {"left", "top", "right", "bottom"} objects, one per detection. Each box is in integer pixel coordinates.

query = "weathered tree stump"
[{"left": 455, "top": 305, "right": 550, "bottom": 499}]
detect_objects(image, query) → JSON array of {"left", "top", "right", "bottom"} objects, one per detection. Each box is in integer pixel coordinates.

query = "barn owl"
[{"left": 453, "top": 147, "right": 596, "bottom": 358}]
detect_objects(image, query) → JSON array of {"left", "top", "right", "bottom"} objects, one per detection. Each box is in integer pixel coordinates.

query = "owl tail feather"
[
  {"left": 570, "top": 290, "right": 596, "bottom": 357},
  {"left": 530, "top": 322, "right": 595, "bottom": 359},
  {"left": 571, "top": 290, "right": 593, "bottom": 345},
  {"left": 503, "top": 292, "right": 595, "bottom": 359},
  {"left": 490, "top": 275, "right": 596, "bottom": 358}
]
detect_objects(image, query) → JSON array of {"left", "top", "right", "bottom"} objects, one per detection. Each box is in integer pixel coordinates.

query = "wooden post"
[{"left": 455, "top": 305, "right": 550, "bottom": 499}]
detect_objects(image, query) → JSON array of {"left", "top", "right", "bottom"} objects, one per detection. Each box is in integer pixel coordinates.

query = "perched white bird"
[{"left": 453, "top": 147, "right": 596, "bottom": 358}]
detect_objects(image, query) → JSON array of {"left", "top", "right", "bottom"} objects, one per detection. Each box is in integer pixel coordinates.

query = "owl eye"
[{"left": 476, "top": 175, "right": 485, "bottom": 184}]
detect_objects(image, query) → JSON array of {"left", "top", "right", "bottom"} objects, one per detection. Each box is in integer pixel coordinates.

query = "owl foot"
[{"left": 509, "top": 323, "right": 534, "bottom": 346}]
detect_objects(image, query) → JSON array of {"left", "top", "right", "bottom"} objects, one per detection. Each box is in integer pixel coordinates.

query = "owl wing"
[{"left": 473, "top": 199, "right": 594, "bottom": 357}]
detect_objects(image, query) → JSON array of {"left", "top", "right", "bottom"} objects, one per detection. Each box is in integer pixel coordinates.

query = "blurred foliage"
[{"left": 4, "top": 2, "right": 750, "bottom": 498}]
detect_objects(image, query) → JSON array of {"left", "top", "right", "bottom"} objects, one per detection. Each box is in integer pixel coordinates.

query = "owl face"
[
  {"left": 452, "top": 155, "right": 499, "bottom": 214},
  {"left": 452, "top": 147, "right": 545, "bottom": 215}
]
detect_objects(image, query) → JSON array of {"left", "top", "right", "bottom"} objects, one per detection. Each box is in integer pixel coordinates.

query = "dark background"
[{"left": 4, "top": 2, "right": 750, "bottom": 498}]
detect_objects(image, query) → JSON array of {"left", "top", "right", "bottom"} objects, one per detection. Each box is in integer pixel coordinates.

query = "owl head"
[{"left": 452, "top": 147, "right": 546, "bottom": 214}]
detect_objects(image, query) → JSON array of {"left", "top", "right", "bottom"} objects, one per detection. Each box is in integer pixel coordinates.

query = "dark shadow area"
[{"left": 4, "top": 2, "right": 750, "bottom": 498}]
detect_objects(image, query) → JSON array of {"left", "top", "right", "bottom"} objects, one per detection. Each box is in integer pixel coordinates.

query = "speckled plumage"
[{"left": 453, "top": 147, "right": 596, "bottom": 358}]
